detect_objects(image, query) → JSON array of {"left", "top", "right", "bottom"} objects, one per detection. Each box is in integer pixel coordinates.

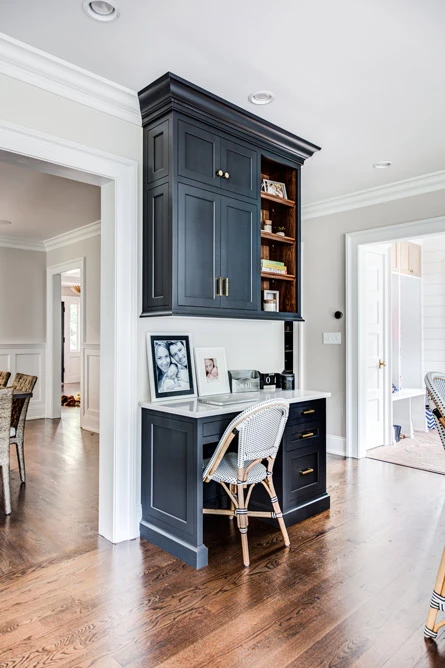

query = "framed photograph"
[
  {"left": 262, "top": 179, "right": 287, "bottom": 200},
  {"left": 146, "top": 333, "right": 196, "bottom": 402},
  {"left": 263, "top": 289, "right": 280, "bottom": 312},
  {"left": 194, "top": 347, "right": 230, "bottom": 397}
]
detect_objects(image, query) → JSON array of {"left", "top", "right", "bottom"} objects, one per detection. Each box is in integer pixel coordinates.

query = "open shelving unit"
[{"left": 260, "top": 156, "right": 299, "bottom": 315}]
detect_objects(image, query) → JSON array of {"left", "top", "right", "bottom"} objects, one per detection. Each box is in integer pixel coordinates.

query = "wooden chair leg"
[
  {"left": 15, "top": 441, "right": 26, "bottom": 483},
  {"left": 425, "top": 546, "right": 445, "bottom": 639},
  {"left": 229, "top": 484, "right": 236, "bottom": 521},
  {"left": 1, "top": 462, "right": 11, "bottom": 515},
  {"left": 264, "top": 475, "right": 290, "bottom": 547},
  {"left": 236, "top": 483, "right": 250, "bottom": 567}
]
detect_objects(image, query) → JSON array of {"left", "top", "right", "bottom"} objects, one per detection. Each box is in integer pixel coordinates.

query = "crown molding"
[
  {"left": 302, "top": 170, "right": 445, "bottom": 220},
  {"left": 0, "top": 33, "right": 141, "bottom": 126},
  {"left": 44, "top": 220, "right": 101, "bottom": 251},
  {"left": 0, "top": 236, "right": 44, "bottom": 251}
]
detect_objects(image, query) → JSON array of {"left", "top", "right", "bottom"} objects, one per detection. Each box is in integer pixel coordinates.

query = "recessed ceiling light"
[
  {"left": 82, "top": 1, "right": 119, "bottom": 22},
  {"left": 0, "top": 220, "right": 12, "bottom": 226},
  {"left": 373, "top": 161, "right": 392, "bottom": 169},
  {"left": 248, "top": 91, "right": 275, "bottom": 105}
]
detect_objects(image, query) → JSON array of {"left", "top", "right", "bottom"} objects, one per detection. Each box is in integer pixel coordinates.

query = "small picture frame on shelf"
[
  {"left": 262, "top": 179, "right": 287, "bottom": 200},
  {"left": 263, "top": 289, "right": 280, "bottom": 312},
  {"left": 194, "top": 347, "right": 230, "bottom": 396}
]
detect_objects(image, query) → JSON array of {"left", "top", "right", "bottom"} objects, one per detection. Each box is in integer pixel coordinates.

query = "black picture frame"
[{"left": 146, "top": 333, "right": 196, "bottom": 401}]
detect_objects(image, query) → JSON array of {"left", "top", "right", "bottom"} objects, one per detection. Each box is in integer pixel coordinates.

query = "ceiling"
[
  {"left": 0, "top": 159, "right": 100, "bottom": 242},
  {"left": 1, "top": 0, "right": 445, "bottom": 207}
]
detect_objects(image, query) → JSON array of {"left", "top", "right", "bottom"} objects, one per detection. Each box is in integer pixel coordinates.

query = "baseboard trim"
[{"left": 327, "top": 434, "right": 346, "bottom": 457}]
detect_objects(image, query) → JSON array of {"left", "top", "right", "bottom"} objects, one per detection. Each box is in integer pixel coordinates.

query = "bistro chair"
[
  {"left": 424, "top": 371, "right": 445, "bottom": 639},
  {"left": 0, "top": 388, "right": 14, "bottom": 514},
  {"left": 0, "top": 371, "right": 10, "bottom": 388},
  {"left": 10, "top": 373, "right": 37, "bottom": 484},
  {"left": 203, "top": 399, "right": 290, "bottom": 567}
]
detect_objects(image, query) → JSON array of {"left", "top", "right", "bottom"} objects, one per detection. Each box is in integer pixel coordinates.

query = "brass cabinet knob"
[
  {"left": 216, "top": 169, "right": 224, "bottom": 177},
  {"left": 224, "top": 172, "right": 230, "bottom": 179}
]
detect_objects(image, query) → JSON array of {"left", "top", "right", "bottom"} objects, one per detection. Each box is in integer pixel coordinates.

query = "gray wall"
[
  {"left": 302, "top": 189, "right": 445, "bottom": 438},
  {"left": 0, "top": 248, "right": 46, "bottom": 343}
]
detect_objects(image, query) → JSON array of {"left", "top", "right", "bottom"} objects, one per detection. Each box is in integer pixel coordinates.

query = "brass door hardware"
[
  {"left": 223, "top": 277, "right": 229, "bottom": 297},
  {"left": 216, "top": 277, "right": 223, "bottom": 296},
  {"left": 299, "top": 468, "right": 314, "bottom": 476},
  {"left": 300, "top": 431, "right": 314, "bottom": 439},
  {"left": 223, "top": 172, "right": 230, "bottom": 179},
  {"left": 378, "top": 359, "right": 387, "bottom": 369},
  {"left": 302, "top": 409, "right": 315, "bottom": 415}
]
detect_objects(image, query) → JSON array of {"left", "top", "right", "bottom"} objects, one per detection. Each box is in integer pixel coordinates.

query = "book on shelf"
[
  {"left": 262, "top": 266, "right": 288, "bottom": 275},
  {"left": 261, "top": 259, "right": 286, "bottom": 268}
]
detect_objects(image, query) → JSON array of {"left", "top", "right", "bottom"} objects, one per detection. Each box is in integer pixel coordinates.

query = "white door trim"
[
  {"left": 47, "top": 257, "right": 85, "bottom": 419},
  {"left": 0, "top": 119, "right": 139, "bottom": 543},
  {"left": 346, "top": 215, "right": 445, "bottom": 458}
]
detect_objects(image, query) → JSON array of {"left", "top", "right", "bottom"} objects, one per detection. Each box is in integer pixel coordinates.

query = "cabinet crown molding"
[{"left": 138, "top": 72, "right": 320, "bottom": 164}]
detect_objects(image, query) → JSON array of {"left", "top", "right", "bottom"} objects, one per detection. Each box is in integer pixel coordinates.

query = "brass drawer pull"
[
  {"left": 302, "top": 409, "right": 315, "bottom": 415},
  {"left": 299, "top": 467, "right": 314, "bottom": 476},
  {"left": 300, "top": 431, "right": 314, "bottom": 438}
]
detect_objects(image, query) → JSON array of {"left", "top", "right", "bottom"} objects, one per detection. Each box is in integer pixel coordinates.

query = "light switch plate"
[{"left": 323, "top": 332, "right": 341, "bottom": 344}]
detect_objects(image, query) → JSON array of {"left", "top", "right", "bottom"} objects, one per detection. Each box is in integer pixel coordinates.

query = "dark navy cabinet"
[
  {"left": 138, "top": 73, "right": 320, "bottom": 319},
  {"left": 140, "top": 398, "right": 329, "bottom": 569}
]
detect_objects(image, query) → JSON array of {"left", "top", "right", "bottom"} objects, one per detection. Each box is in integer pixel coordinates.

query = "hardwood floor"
[{"left": 2, "top": 412, "right": 445, "bottom": 666}]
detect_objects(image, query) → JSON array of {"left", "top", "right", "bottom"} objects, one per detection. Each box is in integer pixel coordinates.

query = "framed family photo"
[
  {"left": 146, "top": 333, "right": 196, "bottom": 402},
  {"left": 194, "top": 347, "right": 230, "bottom": 397},
  {"left": 261, "top": 179, "right": 287, "bottom": 200}
]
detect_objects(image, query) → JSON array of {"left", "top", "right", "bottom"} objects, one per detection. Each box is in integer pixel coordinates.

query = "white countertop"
[
  {"left": 392, "top": 387, "right": 426, "bottom": 401},
  {"left": 140, "top": 389, "right": 331, "bottom": 418}
]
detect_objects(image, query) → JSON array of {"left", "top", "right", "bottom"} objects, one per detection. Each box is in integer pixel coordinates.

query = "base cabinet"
[{"left": 140, "top": 399, "right": 330, "bottom": 568}]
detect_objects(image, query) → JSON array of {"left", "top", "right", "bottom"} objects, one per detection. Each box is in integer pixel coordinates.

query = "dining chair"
[
  {"left": 0, "top": 388, "right": 14, "bottom": 514},
  {"left": 424, "top": 372, "right": 445, "bottom": 639},
  {"left": 10, "top": 373, "right": 37, "bottom": 484},
  {"left": 0, "top": 371, "right": 10, "bottom": 388},
  {"left": 203, "top": 399, "right": 290, "bottom": 567}
]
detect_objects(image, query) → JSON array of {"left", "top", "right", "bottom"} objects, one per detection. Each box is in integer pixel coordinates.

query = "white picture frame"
[
  {"left": 146, "top": 333, "right": 196, "bottom": 402},
  {"left": 194, "top": 347, "right": 230, "bottom": 396}
]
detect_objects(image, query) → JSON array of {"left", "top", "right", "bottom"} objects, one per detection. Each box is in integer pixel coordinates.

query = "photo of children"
[{"left": 204, "top": 358, "right": 219, "bottom": 382}]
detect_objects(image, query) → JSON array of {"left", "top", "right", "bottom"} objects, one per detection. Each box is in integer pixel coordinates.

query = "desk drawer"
[
  {"left": 289, "top": 400, "right": 325, "bottom": 423},
  {"left": 285, "top": 444, "right": 326, "bottom": 506},
  {"left": 201, "top": 417, "right": 233, "bottom": 444},
  {"left": 285, "top": 419, "right": 322, "bottom": 452}
]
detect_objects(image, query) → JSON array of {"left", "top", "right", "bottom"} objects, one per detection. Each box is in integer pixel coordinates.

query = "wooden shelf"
[
  {"left": 261, "top": 193, "right": 295, "bottom": 208},
  {"left": 261, "top": 272, "right": 296, "bottom": 282},
  {"left": 261, "top": 231, "right": 295, "bottom": 245}
]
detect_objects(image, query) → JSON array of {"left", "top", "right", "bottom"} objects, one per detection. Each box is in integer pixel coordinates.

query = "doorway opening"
[{"left": 346, "top": 216, "right": 445, "bottom": 469}]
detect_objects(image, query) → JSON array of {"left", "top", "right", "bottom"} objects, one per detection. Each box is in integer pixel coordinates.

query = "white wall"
[
  {"left": 422, "top": 236, "right": 445, "bottom": 376},
  {"left": 0, "top": 247, "right": 46, "bottom": 343},
  {"left": 47, "top": 235, "right": 101, "bottom": 344},
  {"left": 303, "top": 189, "right": 445, "bottom": 438},
  {"left": 138, "top": 317, "right": 285, "bottom": 402}
]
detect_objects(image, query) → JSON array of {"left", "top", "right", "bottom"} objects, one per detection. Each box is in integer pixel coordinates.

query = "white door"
[
  {"left": 63, "top": 296, "right": 81, "bottom": 384},
  {"left": 363, "top": 246, "right": 391, "bottom": 450}
]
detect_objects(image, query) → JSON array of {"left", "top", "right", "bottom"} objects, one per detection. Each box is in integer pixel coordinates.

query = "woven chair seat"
[{"left": 204, "top": 452, "right": 267, "bottom": 485}]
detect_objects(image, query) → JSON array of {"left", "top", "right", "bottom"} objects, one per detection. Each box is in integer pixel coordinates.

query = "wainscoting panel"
[
  {"left": 0, "top": 344, "right": 46, "bottom": 419},
  {"left": 81, "top": 344, "right": 100, "bottom": 433}
]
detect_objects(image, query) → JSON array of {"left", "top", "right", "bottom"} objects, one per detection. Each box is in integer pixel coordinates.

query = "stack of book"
[{"left": 261, "top": 259, "right": 287, "bottom": 274}]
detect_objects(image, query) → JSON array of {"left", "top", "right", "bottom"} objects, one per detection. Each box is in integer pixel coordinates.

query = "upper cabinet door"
[
  {"left": 220, "top": 197, "right": 260, "bottom": 311},
  {"left": 177, "top": 120, "right": 221, "bottom": 189},
  {"left": 177, "top": 183, "right": 222, "bottom": 309},
  {"left": 220, "top": 139, "right": 258, "bottom": 200}
]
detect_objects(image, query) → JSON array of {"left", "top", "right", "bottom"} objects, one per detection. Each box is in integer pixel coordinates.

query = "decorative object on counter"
[
  {"left": 263, "top": 289, "right": 279, "bottom": 312},
  {"left": 228, "top": 370, "right": 260, "bottom": 393},
  {"left": 276, "top": 226, "right": 286, "bottom": 237},
  {"left": 260, "top": 372, "right": 278, "bottom": 390},
  {"left": 263, "top": 219, "right": 272, "bottom": 233},
  {"left": 194, "top": 347, "right": 230, "bottom": 397},
  {"left": 280, "top": 372, "right": 295, "bottom": 391},
  {"left": 262, "top": 179, "right": 287, "bottom": 199},
  {"left": 146, "top": 333, "right": 196, "bottom": 402}
]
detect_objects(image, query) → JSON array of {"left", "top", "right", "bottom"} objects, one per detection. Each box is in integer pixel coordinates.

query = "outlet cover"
[{"left": 323, "top": 332, "right": 341, "bottom": 344}]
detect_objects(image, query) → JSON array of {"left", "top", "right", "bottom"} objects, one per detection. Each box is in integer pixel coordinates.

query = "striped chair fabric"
[{"left": 424, "top": 372, "right": 445, "bottom": 638}]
